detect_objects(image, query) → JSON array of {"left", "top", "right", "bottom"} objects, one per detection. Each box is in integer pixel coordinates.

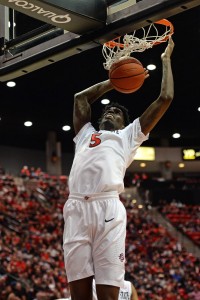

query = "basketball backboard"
[
  {"left": 0, "top": 3, "right": 199, "bottom": 155},
  {"left": 0, "top": 0, "right": 199, "bottom": 81}
]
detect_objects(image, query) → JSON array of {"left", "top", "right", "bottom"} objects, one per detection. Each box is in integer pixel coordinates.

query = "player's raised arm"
[
  {"left": 139, "top": 36, "right": 174, "bottom": 135},
  {"left": 73, "top": 79, "right": 113, "bottom": 134}
]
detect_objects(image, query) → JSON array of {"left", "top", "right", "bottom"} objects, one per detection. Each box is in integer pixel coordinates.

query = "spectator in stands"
[
  {"left": 12, "top": 282, "right": 27, "bottom": 300},
  {"left": 20, "top": 166, "right": 30, "bottom": 179}
]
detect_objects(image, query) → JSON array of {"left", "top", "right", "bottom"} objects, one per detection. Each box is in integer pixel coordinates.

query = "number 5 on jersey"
[{"left": 89, "top": 133, "right": 102, "bottom": 148}]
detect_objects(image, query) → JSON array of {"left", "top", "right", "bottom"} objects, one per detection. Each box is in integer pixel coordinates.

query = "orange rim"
[{"left": 104, "top": 19, "right": 174, "bottom": 48}]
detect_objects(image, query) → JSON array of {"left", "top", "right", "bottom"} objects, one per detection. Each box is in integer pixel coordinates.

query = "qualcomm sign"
[
  {"left": 0, "top": 0, "right": 106, "bottom": 34},
  {"left": 7, "top": 0, "right": 71, "bottom": 24}
]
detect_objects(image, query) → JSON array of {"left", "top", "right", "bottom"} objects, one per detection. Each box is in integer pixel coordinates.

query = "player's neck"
[{"left": 100, "top": 120, "right": 116, "bottom": 131}]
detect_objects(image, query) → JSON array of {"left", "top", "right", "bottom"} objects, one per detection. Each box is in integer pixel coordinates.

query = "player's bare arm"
[
  {"left": 139, "top": 36, "right": 174, "bottom": 135},
  {"left": 73, "top": 79, "right": 113, "bottom": 134},
  {"left": 131, "top": 283, "right": 139, "bottom": 300}
]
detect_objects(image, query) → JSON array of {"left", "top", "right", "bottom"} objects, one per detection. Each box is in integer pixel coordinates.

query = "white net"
[{"left": 103, "top": 21, "right": 173, "bottom": 70}]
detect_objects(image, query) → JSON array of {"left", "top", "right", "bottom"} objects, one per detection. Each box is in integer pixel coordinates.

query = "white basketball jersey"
[
  {"left": 119, "top": 280, "right": 132, "bottom": 300},
  {"left": 92, "top": 279, "right": 132, "bottom": 300},
  {"left": 69, "top": 118, "right": 148, "bottom": 194}
]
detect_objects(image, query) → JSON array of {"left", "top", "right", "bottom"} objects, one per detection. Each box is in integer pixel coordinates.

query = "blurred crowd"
[
  {"left": 0, "top": 171, "right": 70, "bottom": 300},
  {"left": 0, "top": 168, "right": 199, "bottom": 300},
  {"left": 123, "top": 198, "right": 200, "bottom": 300},
  {"left": 159, "top": 201, "right": 200, "bottom": 246}
]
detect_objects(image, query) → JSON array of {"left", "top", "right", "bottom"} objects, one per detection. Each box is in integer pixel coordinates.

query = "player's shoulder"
[{"left": 74, "top": 122, "right": 95, "bottom": 143}]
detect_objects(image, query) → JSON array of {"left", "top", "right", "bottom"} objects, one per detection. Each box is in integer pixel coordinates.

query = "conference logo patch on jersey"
[{"left": 119, "top": 253, "right": 125, "bottom": 262}]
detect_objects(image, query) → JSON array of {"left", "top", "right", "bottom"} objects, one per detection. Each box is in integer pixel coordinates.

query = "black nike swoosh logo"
[{"left": 105, "top": 218, "right": 114, "bottom": 222}]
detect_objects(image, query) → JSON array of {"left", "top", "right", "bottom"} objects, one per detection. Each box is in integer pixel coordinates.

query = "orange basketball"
[{"left": 109, "top": 57, "right": 145, "bottom": 94}]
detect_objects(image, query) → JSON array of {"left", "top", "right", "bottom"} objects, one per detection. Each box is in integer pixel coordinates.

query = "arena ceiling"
[{"left": 0, "top": 5, "right": 200, "bottom": 153}]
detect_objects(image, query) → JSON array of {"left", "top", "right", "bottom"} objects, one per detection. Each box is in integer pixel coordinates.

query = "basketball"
[{"left": 109, "top": 57, "right": 145, "bottom": 94}]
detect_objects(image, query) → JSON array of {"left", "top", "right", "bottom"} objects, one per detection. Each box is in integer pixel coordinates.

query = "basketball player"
[
  {"left": 118, "top": 281, "right": 138, "bottom": 300},
  {"left": 65, "top": 279, "right": 138, "bottom": 300},
  {"left": 92, "top": 280, "right": 139, "bottom": 300},
  {"left": 63, "top": 36, "right": 174, "bottom": 300}
]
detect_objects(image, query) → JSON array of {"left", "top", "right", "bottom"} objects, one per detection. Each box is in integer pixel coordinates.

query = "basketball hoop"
[{"left": 103, "top": 19, "right": 174, "bottom": 70}]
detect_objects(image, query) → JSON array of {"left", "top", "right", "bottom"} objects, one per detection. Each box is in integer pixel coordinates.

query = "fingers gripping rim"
[{"left": 153, "top": 19, "right": 174, "bottom": 45}]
